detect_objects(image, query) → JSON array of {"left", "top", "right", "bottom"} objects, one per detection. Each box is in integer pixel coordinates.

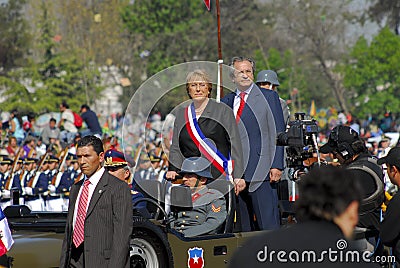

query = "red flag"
[{"left": 203, "top": 0, "right": 211, "bottom": 11}]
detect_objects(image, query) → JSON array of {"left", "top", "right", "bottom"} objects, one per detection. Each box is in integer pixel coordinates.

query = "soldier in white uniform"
[{"left": 0, "top": 156, "right": 13, "bottom": 209}]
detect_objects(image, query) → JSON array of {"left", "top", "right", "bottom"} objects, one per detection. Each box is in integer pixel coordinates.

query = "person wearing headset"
[{"left": 320, "top": 125, "right": 385, "bottom": 254}]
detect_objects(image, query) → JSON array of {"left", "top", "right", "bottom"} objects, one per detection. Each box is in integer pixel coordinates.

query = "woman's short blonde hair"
[{"left": 185, "top": 69, "right": 213, "bottom": 99}]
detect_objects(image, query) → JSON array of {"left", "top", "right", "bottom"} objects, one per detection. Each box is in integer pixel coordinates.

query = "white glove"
[
  {"left": 2, "top": 190, "right": 10, "bottom": 199},
  {"left": 24, "top": 187, "right": 33, "bottom": 196},
  {"left": 48, "top": 185, "right": 56, "bottom": 194}
]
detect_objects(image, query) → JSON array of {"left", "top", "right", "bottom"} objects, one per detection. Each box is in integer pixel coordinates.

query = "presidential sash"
[{"left": 185, "top": 103, "right": 233, "bottom": 181}]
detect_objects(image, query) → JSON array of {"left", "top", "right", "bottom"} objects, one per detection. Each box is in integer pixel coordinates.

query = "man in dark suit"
[
  {"left": 228, "top": 167, "right": 376, "bottom": 268},
  {"left": 221, "top": 56, "right": 285, "bottom": 231},
  {"left": 60, "top": 136, "right": 132, "bottom": 268}
]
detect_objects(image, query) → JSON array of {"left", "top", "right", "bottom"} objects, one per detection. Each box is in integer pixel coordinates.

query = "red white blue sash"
[{"left": 185, "top": 103, "right": 233, "bottom": 181}]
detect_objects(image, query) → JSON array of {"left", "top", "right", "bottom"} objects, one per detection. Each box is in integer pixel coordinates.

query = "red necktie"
[
  {"left": 73, "top": 179, "right": 90, "bottom": 247},
  {"left": 236, "top": 92, "right": 246, "bottom": 123}
]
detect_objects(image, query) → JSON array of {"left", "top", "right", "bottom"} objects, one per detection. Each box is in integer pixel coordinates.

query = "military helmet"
[
  {"left": 256, "top": 70, "right": 280, "bottom": 86},
  {"left": 179, "top": 157, "right": 213, "bottom": 179}
]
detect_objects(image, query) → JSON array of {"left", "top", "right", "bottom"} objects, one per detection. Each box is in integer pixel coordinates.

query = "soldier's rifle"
[
  {"left": 28, "top": 152, "right": 49, "bottom": 188},
  {"left": 4, "top": 147, "right": 23, "bottom": 191},
  {"left": 51, "top": 147, "right": 69, "bottom": 186},
  {"left": 10, "top": 147, "right": 23, "bottom": 177}
]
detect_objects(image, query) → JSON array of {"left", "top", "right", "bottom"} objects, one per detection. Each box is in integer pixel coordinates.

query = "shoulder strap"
[{"left": 347, "top": 157, "right": 384, "bottom": 215}]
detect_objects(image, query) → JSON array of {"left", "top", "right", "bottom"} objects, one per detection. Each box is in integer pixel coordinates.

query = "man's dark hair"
[
  {"left": 296, "top": 166, "right": 363, "bottom": 222},
  {"left": 351, "top": 139, "right": 368, "bottom": 155},
  {"left": 61, "top": 101, "right": 69, "bottom": 109},
  {"left": 27, "top": 112, "right": 35, "bottom": 120},
  {"left": 49, "top": 118, "right": 56, "bottom": 123},
  {"left": 77, "top": 135, "right": 104, "bottom": 155},
  {"left": 81, "top": 104, "right": 90, "bottom": 110},
  {"left": 229, "top": 56, "right": 256, "bottom": 77}
]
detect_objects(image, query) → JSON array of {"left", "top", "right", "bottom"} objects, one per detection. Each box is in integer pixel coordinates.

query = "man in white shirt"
[
  {"left": 60, "top": 135, "right": 132, "bottom": 268},
  {"left": 58, "top": 101, "right": 78, "bottom": 144}
]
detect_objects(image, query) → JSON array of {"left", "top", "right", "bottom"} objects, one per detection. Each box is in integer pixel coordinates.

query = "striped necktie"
[{"left": 73, "top": 179, "right": 91, "bottom": 247}]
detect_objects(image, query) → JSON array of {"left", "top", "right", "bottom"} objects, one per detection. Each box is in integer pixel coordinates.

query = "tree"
[
  {"left": 343, "top": 27, "right": 400, "bottom": 118},
  {"left": 367, "top": 0, "right": 400, "bottom": 35},
  {"left": 121, "top": 1, "right": 213, "bottom": 75},
  {"left": 0, "top": 1, "right": 102, "bottom": 114},
  {"left": 120, "top": 0, "right": 214, "bottom": 112},
  {"left": 0, "top": 0, "right": 31, "bottom": 71},
  {"left": 54, "top": 0, "right": 131, "bottom": 66},
  {"left": 0, "top": 70, "right": 36, "bottom": 113},
  {"left": 269, "top": 0, "right": 358, "bottom": 113},
  {"left": 253, "top": 48, "right": 309, "bottom": 112}
]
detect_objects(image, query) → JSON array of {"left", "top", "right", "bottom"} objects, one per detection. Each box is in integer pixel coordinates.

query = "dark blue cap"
[
  {"left": 0, "top": 156, "right": 13, "bottom": 165},
  {"left": 104, "top": 149, "right": 128, "bottom": 167}
]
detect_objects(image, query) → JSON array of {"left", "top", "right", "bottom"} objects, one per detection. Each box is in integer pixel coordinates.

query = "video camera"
[{"left": 276, "top": 112, "right": 319, "bottom": 172}]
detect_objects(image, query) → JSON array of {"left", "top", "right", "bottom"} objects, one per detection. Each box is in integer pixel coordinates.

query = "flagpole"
[
  {"left": 203, "top": 0, "right": 223, "bottom": 102},
  {"left": 216, "top": 0, "right": 223, "bottom": 102}
]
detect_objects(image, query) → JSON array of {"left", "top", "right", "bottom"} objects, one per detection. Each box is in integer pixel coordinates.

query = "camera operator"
[
  {"left": 228, "top": 166, "right": 375, "bottom": 268},
  {"left": 320, "top": 126, "right": 384, "bottom": 245}
]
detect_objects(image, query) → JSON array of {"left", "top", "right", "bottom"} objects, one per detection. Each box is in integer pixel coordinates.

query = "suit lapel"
[
  {"left": 224, "top": 92, "right": 235, "bottom": 108},
  {"left": 86, "top": 173, "right": 109, "bottom": 218},
  {"left": 203, "top": 99, "right": 213, "bottom": 117},
  {"left": 241, "top": 84, "right": 261, "bottom": 121},
  {"left": 246, "top": 84, "right": 261, "bottom": 108}
]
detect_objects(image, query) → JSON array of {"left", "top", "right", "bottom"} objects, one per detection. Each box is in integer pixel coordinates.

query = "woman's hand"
[{"left": 234, "top": 178, "right": 246, "bottom": 195}]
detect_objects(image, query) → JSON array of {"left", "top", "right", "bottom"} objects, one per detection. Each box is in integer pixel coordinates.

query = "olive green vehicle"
[
  {"left": 4, "top": 206, "right": 263, "bottom": 268},
  {"left": 4, "top": 181, "right": 274, "bottom": 268}
]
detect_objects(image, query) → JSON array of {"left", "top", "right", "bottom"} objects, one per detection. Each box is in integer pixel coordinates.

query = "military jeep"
[{"left": 4, "top": 180, "right": 272, "bottom": 268}]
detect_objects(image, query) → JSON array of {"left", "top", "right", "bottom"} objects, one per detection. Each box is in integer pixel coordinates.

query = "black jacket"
[{"left": 229, "top": 220, "right": 377, "bottom": 268}]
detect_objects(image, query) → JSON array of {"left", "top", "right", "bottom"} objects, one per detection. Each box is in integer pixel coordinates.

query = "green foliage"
[
  {"left": 121, "top": 1, "right": 204, "bottom": 36},
  {"left": 120, "top": 1, "right": 215, "bottom": 114},
  {"left": 343, "top": 27, "right": 400, "bottom": 118},
  {"left": 253, "top": 47, "right": 314, "bottom": 113},
  {"left": 121, "top": 0, "right": 209, "bottom": 74},
  {"left": 0, "top": 0, "right": 397, "bottom": 119},
  {"left": 0, "top": 72, "right": 35, "bottom": 113},
  {"left": 368, "top": 0, "right": 400, "bottom": 35},
  {"left": 0, "top": 2, "right": 102, "bottom": 115},
  {"left": 0, "top": 0, "right": 31, "bottom": 70}
]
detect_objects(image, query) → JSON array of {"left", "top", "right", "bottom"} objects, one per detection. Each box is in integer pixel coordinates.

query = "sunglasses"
[{"left": 106, "top": 166, "right": 124, "bottom": 172}]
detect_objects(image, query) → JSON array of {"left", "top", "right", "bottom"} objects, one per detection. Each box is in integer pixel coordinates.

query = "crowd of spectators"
[
  {"left": 0, "top": 102, "right": 104, "bottom": 157},
  {"left": 317, "top": 112, "right": 400, "bottom": 157}
]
